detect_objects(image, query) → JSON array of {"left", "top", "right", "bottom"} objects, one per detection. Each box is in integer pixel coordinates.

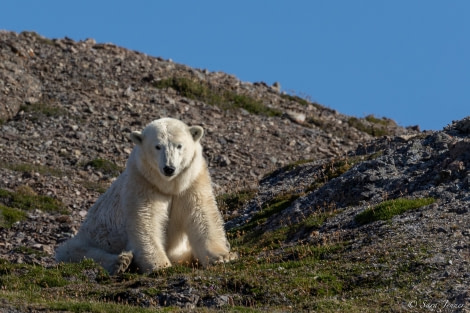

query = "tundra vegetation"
[{"left": 0, "top": 163, "right": 442, "bottom": 312}]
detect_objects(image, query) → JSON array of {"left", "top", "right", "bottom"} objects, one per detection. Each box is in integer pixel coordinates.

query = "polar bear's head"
[{"left": 130, "top": 118, "right": 204, "bottom": 180}]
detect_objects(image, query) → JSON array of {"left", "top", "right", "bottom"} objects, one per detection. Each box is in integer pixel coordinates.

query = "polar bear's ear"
[
  {"left": 130, "top": 131, "right": 144, "bottom": 145},
  {"left": 189, "top": 126, "right": 204, "bottom": 142}
]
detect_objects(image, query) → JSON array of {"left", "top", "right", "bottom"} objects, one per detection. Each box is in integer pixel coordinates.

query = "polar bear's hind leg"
[{"left": 55, "top": 237, "right": 132, "bottom": 275}]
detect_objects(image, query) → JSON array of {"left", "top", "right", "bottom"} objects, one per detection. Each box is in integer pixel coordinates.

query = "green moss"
[
  {"left": 84, "top": 158, "right": 122, "bottom": 177},
  {"left": 0, "top": 188, "right": 67, "bottom": 214},
  {"left": 154, "top": 77, "right": 282, "bottom": 117},
  {"left": 355, "top": 197, "right": 436, "bottom": 225}
]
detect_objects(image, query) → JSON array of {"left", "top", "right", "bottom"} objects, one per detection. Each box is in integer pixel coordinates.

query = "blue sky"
[{"left": 1, "top": 1, "right": 469, "bottom": 130}]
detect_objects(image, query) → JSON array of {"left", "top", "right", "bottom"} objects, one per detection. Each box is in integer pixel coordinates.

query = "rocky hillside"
[
  {"left": 0, "top": 31, "right": 416, "bottom": 190},
  {"left": 0, "top": 30, "right": 468, "bottom": 312}
]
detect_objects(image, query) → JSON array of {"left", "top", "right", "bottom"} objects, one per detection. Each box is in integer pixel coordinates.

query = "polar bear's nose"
[{"left": 163, "top": 166, "right": 176, "bottom": 176}]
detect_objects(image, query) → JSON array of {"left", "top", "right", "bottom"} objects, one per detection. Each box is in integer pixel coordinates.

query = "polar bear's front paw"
[
  {"left": 225, "top": 251, "right": 239, "bottom": 262},
  {"left": 113, "top": 251, "right": 133, "bottom": 275},
  {"left": 214, "top": 251, "right": 239, "bottom": 264}
]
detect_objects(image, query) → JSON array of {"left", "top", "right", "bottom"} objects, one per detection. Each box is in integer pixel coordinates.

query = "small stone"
[
  {"left": 286, "top": 111, "right": 306, "bottom": 124},
  {"left": 454, "top": 116, "right": 470, "bottom": 134},
  {"left": 123, "top": 86, "right": 133, "bottom": 98},
  {"left": 217, "top": 155, "right": 231, "bottom": 166},
  {"left": 56, "top": 215, "right": 72, "bottom": 223},
  {"left": 271, "top": 81, "right": 281, "bottom": 92},
  {"left": 75, "top": 131, "right": 87, "bottom": 140}
]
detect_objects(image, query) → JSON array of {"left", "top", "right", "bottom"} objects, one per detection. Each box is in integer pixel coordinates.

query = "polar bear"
[{"left": 56, "top": 118, "right": 237, "bottom": 274}]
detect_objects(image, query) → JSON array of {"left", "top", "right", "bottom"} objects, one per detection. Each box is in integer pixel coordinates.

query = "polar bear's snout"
[{"left": 163, "top": 165, "right": 176, "bottom": 176}]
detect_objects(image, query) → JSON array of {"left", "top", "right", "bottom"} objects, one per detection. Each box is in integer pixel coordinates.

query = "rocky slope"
[
  {"left": 0, "top": 30, "right": 468, "bottom": 312},
  {"left": 0, "top": 30, "right": 414, "bottom": 188},
  {"left": 0, "top": 30, "right": 414, "bottom": 263},
  {"left": 229, "top": 117, "right": 470, "bottom": 304}
]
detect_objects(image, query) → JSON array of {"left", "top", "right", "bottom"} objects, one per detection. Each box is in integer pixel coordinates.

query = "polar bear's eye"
[
  {"left": 155, "top": 145, "right": 162, "bottom": 150},
  {"left": 177, "top": 144, "right": 182, "bottom": 149}
]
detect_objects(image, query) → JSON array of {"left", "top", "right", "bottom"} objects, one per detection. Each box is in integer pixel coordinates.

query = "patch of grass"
[
  {"left": 256, "top": 194, "right": 299, "bottom": 222},
  {"left": 20, "top": 102, "right": 66, "bottom": 119},
  {"left": 262, "top": 159, "right": 313, "bottom": 181},
  {"left": 0, "top": 259, "right": 108, "bottom": 292},
  {"left": 84, "top": 158, "right": 122, "bottom": 177},
  {"left": 324, "top": 158, "right": 354, "bottom": 180},
  {"left": 48, "top": 301, "right": 154, "bottom": 313},
  {"left": 21, "top": 31, "right": 54, "bottom": 45},
  {"left": 242, "top": 193, "right": 300, "bottom": 233},
  {"left": 228, "top": 193, "right": 302, "bottom": 250},
  {"left": 282, "top": 159, "right": 313, "bottom": 172},
  {"left": 348, "top": 116, "right": 391, "bottom": 137},
  {"left": 307, "top": 157, "right": 357, "bottom": 192},
  {"left": 0, "top": 161, "right": 67, "bottom": 177},
  {"left": 230, "top": 93, "right": 281, "bottom": 116},
  {"left": 280, "top": 93, "right": 310, "bottom": 106},
  {"left": 0, "top": 204, "right": 28, "bottom": 228},
  {"left": 13, "top": 245, "right": 48, "bottom": 257},
  {"left": 355, "top": 197, "right": 436, "bottom": 225},
  {"left": 280, "top": 92, "right": 324, "bottom": 111},
  {"left": 80, "top": 180, "right": 109, "bottom": 194},
  {"left": 154, "top": 77, "right": 282, "bottom": 117},
  {"left": 294, "top": 210, "right": 337, "bottom": 235},
  {"left": 0, "top": 187, "right": 67, "bottom": 214},
  {"left": 364, "top": 114, "right": 392, "bottom": 125},
  {"left": 217, "top": 189, "right": 256, "bottom": 215},
  {"left": 307, "top": 116, "right": 325, "bottom": 128}
]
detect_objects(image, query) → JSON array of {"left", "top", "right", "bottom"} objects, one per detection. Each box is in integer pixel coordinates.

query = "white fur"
[{"left": 55, "top": 118, "right": 237, "bottom": 274}]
